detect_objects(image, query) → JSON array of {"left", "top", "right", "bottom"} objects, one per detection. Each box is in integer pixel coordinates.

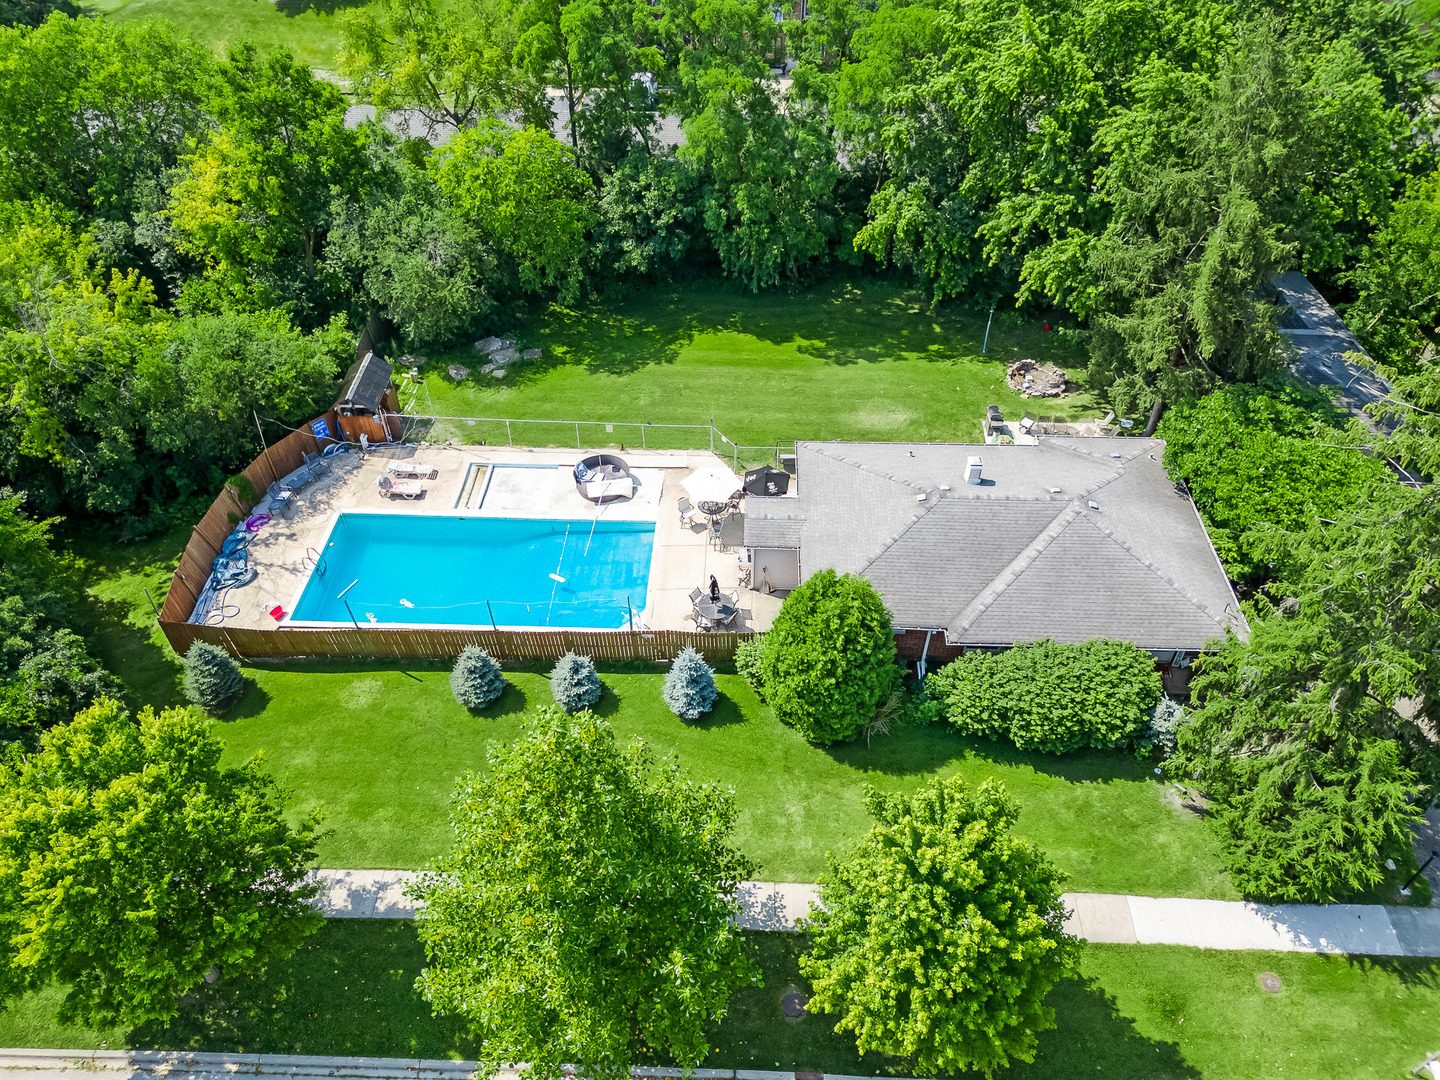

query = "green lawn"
[
  {"left": 416, "top": 278, "right": 1099, "bottom": 456},
  {"left": 2, "top": 922, "right": 1435, "bottom": 1080},
  {"left": 82, "top": 0, "right": 368, "bottom": 69},
  {"left": 213, "top": 663, "right": 1235, "bottom": 898}
]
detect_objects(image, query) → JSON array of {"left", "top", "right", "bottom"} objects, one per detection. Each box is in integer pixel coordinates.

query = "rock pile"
[
  {"left": 1007, "top": 359, "right": 1072, "bottom": 397},
  {"left": 472, "top": 336, "right": 542, "bottom": 379}
]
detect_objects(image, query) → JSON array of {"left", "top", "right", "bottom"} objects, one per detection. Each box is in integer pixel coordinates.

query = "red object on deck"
[
  {"left": 269, "top": 605, "right": 285, "bottom": 621},
  {"left": 1044, "top": 322, "right": 1051, "bottom": 332}
]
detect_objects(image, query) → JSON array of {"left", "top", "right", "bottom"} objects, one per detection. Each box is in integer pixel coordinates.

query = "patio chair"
[
  {"left": 377, "top": 474, "right": 424, "bottom": 500},
  {"left": 388, "top": 460, "right": 437, "bottom": 480},
  {"left": 688, "top": 587, "right": 704, "bottom": 604},
  {"left": 303, "top": 451, "right": 330, "bottom": 476},
  {"left": 266, "top": 481, "right": 296, "bottom": 517},
  {"left": 678, "top": 496, "right": 696, "bottom": 527}
]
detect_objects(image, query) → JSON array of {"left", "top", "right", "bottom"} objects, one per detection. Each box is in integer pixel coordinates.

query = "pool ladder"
[{"left": 302, "top": 547, "right": 328, "bottom": 576}]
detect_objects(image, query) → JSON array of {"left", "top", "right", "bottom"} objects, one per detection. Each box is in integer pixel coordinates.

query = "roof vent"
[
  {"left": 965, "top": 456, "right": 984, "bottom": 485},
  {"left": 939, "top": 484, "right": 952, "bottom": 491},
  {"left": 1048, "top": 487, "right": 1062, "bottom": 494},
  {"left": 916, "top": 493, "right": 927, "bottom": 503},
  {"left": 1088, "top": 500, "right": 1101, "bottom": 511},
  {"left": 1110, "top": 452, "right": 1122, "bottom": 459}
]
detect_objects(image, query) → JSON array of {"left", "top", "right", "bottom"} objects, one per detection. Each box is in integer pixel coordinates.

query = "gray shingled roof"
[
  {"left": 777, "top": 439, "right": 1245, "bottom": 651},
  {"left": 1273, "top": 271, "right": 1394, "bottom": 427},
  {"left": 336, "top": 353, "right": 393, "bottom": 413},
  {"left": 743, "top": 497, "right": 805, "bottom": 547}
]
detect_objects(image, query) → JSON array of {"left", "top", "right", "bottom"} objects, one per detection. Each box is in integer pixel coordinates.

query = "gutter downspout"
[{"left": 916, "top": 629, "right": 935, "bottom": 681}]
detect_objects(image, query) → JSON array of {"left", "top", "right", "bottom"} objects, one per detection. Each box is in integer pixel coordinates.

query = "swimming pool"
[{"left": 290, "top": 513, "right": 656, "bottom": 629}]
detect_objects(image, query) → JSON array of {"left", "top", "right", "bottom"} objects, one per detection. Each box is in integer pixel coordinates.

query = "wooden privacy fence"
[
  {"left": 159, "top": 623, "right": 747, "bottom": 664},
  {"left": 159, "top": 411, "right": 343, "bottom": 626}
]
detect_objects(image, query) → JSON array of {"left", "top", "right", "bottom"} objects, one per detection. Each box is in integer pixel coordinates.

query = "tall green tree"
[
  {"left": 1083, "top": 26, "right": 1407, "bottom": 413},
  {"left": 167, "top": 45, "right": 369, "bottom": 324},
  {"left": 0, "top": 699, "right": 321, "bottom": 1027},
  {"left": 411, "top": 707, "right": 757, "bottom": 1080},
  {"left": 801, "top": 776, "right": 1078, "bottom": 1075},
  {"left": 434, "top": 123, "right": 596, "bottom": 301},
  {"left": 1348, "top": 167, "right": 1440, "bottom": 371},
  {"left": 1173, "top": 484, "right": 1437, "bottom": 902},
  {"left": 338, "top": 0, "right": 548, "bottom": 138}
]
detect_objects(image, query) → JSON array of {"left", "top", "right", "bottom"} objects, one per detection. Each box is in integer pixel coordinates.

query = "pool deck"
[{"left": 201, "top": 444, "right": 784, "bottom": 634}]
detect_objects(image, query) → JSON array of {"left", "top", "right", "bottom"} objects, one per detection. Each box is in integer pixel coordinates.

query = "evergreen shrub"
[
  {"left": 734, "top": 636, "right": 766, "bottom": 699},
  {"left": 550, "top": 652, "right": 602, "bottom": 712},
  {"left": 663, "top": 646, "right": 718, "bottom": 720},
  {"left": 926, "top": 638, "right": 1161, "bottom": 754},
  {"left": 759, "top": 569, "right": 899, "bottom": 746},
  {"left": 182, "top": 641, "right": 244, "bottom": 712},
  {"left": 1140, "top": 696, "right": 1186, "bottom": 758},
  {"left": 450, "top": 646, "right": 507, "bottom": 711}
]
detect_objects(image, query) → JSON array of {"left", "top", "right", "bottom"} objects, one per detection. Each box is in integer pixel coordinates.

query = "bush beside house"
[
  {"left": 759, "top": 570, "right": 899, "bottom": 746},
  {"left": 926, "top": 638, "right": 1162, "bottom": 754}
]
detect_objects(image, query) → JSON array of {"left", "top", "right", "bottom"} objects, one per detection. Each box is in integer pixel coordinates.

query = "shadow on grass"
[
  {"left": 224, "top": 680, "right": 273, "bottom": 721},
  {"left": 678, "top": 933, "right": 1199, "bottom": 1079},
  {"left": 683, "top": 691, "right": 749, "bottom": 730},
  {"left": 825, "top": 726, "right": 1150, "bottom": 786},
  {"left": 273, "top": 0, "right": 370, "bottom": 16},
  {"left": 129, "top": 921, "right": 479, "bottom": 1058},
  {"left": 1340, "top": 955, "right": 1440, "bottom": 991}
]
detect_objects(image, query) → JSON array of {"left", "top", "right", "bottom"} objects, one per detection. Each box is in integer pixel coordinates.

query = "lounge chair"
[
  {"left": 387, "top": 460, "right": 437, "bottom": 480},
  {"left": 678, "top": 496, "right": 696, "bottom": 527},
  {"left": 266, "top": 481, "right": 296, "bottom": 517},
  {"left": 377, "top": 474, "right": 424, "bottom": 500}
]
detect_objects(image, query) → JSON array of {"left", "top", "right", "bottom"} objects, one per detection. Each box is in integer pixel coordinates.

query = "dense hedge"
[
  {"left": 925, "top": 639, "right": 1162, "bottom": 754},
  {"left": 759, "top": 570, "right": 898, "bottom": 746}
]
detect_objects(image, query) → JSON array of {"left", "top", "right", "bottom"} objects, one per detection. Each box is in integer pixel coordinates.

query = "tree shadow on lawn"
[
  {"left": 684, "top": 933, "right": 1198, "bottom": 1079},
  {"left": 223, "top": 679, "right": 273, "bottom": 721},
  {"left": 129, "top": 921, "right": 481, "bottom": 1058},
  {"left": 1340, "top": 954, "right": 1440, "bottom": 991},
  {"left": 825, "top": 726, "right": 1152, "bottom": 786},
  {"left": 273, "top": 0, "right": 370, "bottom": 17}
]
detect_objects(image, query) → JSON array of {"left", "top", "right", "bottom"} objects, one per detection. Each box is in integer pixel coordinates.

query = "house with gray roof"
[{"left": 744, "top": 439, "right": 1246, "bottom": 684}]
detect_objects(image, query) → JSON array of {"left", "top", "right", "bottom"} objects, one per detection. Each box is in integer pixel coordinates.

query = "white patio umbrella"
[{"left": 682, "top": 465, "right": 741, "bottom": 506}]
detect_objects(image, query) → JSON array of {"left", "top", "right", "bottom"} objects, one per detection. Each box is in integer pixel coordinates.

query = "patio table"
[{"left": 694, "top": 598, "right": 737, "bottom": 626}]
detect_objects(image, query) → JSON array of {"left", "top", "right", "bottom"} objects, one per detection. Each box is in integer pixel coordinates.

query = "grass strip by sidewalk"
[{"left": 1, "top": 921, "right": 1435, "bottom": 1080}]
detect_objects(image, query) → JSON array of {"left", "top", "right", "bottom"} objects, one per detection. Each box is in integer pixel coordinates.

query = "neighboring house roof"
[
  {"left": 745, "top": 439, "right": 1246, "bottom": 651},
  {"left": 336, "top": 353, "right": 393, "bottom": 413},
  {"left": 1272, "top": 271, "right": 1394, "bottom": 425}
]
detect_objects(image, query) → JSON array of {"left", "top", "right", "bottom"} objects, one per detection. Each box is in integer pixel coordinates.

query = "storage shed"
[{"left": 335, "top": 352, "right": 402, "bottom": 443}]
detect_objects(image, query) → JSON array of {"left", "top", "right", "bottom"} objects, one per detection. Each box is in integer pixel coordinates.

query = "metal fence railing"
[{"left": 388, "top": 411, "right": 797, "bottom": 470}]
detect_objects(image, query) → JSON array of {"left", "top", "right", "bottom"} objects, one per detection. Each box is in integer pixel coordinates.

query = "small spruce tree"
[
  {"left": 664, "top": 647, "right": 719, "bottom": 720},
  {"left": 451, "top": 646, "right": 507, "bottom": 711},
  {"left": 551, "top": 652, "right": 602, "bottom": 712},
  {"left": 182, "top": 641, "right": 243, "bottom": 712}
]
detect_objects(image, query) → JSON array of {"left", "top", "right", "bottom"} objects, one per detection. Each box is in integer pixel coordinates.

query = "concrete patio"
[{"left": 191, "top": 443, "right": 784, "bottom": 634}]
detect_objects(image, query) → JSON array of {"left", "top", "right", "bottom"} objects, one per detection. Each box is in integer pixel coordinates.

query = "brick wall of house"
[{"left": 893, "top": 629, "right": 965, "bottom": 663}]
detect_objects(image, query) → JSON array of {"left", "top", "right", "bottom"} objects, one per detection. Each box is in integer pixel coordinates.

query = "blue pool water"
[{"left": 291, "top": 514, "right": 655, "bottom": 628}]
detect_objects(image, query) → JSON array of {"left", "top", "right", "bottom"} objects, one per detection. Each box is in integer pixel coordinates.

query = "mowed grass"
[
  {"left": 418, "top": 278, "right": 1099, "bottom": 454},
  {"left": 82, "top": 0, "right": 369, "bottom": 69},
  {"left": 214, "top": 663, "right": 1235, "bottom": 898},
  {"left": 2, "top": 922, "right": 1436, "bottom": 1080}
]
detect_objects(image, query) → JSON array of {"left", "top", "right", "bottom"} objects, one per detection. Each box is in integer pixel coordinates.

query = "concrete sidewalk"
[{"left": 311, "top": 869, "right": 1440, "bottom": 958}]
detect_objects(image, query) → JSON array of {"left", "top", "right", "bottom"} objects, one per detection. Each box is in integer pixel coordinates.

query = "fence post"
[
  {"left": 709, "top": 414, "right": 714, "bottom": 453},
  {"left": 641, "top": 425, "right": 646, "bottom": 450},
  {"left": 576, "top": 421, "right": 581, "bottom": 448},
  {"left": 506, "top": 419, "right": 512, "bottom": 445}
]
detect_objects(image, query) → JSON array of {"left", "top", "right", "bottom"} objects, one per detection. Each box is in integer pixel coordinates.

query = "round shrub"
[
  {"left": 182, "top": 641, "right": 243, "bottom": 712},
  {"left": 926, "top": 638, "right": 1162, "bottom": 754},
  {"left": 550, "top": 652, "right": 602, "bottom": 713},
  {"left": 663, "top": 646, "right": 718, "bottom": 720},
  {"left": 759, "top": 569, "right": 899, "bottom": 746},
  {"left": 450, "top": 646, "right": 507, "bottom": 711},
  {"left": 734, "top": 635, "right": 766, "bottom": 700}
]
